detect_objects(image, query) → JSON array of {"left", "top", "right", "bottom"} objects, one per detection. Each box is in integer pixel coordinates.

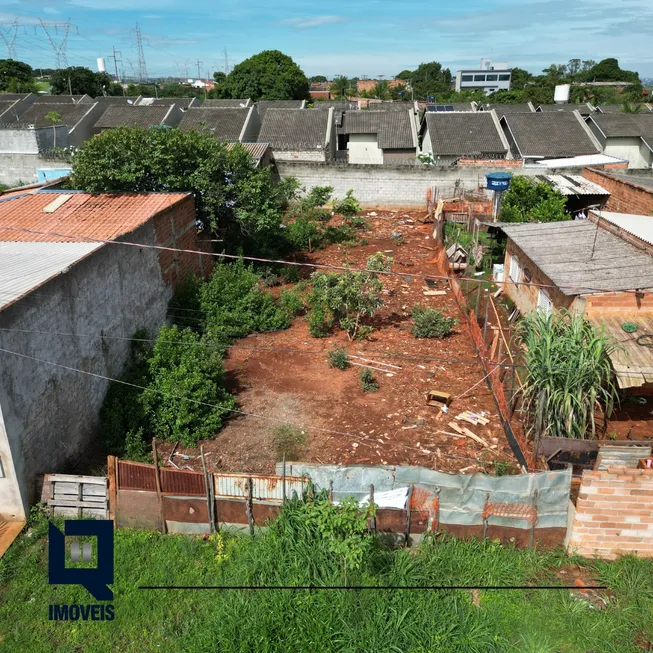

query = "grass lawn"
[{"left": 1, "top": 506, "right": 652, "bottom": 652}]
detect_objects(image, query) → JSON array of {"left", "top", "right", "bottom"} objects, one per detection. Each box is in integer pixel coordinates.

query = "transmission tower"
[
  {"left": 39, "top": 19, "right": 72, "bottom": 69},
  {"left": 0, "top": 19, "right": 18, "bottom": 59},
  {"left": 133, "top": 23, "right": 148, "bottom": 82}
]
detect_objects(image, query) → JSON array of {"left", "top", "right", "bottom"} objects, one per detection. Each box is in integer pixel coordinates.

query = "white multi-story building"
[{"left": 455, "top": 59, "right": 511, "bottom": 95}]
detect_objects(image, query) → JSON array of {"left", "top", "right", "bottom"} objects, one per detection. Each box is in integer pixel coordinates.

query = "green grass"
[{"left": 1, "top": 507, "right": 652, "bottom": 652}]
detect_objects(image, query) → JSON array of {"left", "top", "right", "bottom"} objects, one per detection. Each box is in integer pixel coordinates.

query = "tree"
[
  {"left": 50, "top": 66, "right": 120, "bottom": 97},
  {"left": 213, "top": 71, "right": 226, "bottom": 84},
  {"left": 409, "top": 61, "right": 452, "bottom": 100},
  {"left": 577, "top": 58, "right": 639, "bottom": 84},
  {"left": 567, "top": 58, "right": 581, "bottom": 78},
  {"left": 509, "top": 67, "right": 532, "bottom": 91},
  {"left": 309, "top": 75, "right": 327, "bottom": 83},
  {"left": 0, "top": 59, "right": 36, "bottom": 93},
  {"left": 44, "top": 111, "right": 62, "bottom": 148},
  {"left": 221, "top": 50, "right": 309, "bottom": 101},
  {"left": 69, "top": 127, "right": 291, "bottom": 253},
  {"left": 395, "top": 69, "right": 413, "bottom": 81},
  {"left": 330, "top": 75, "right": 349, "bottom": 98},
  {"left": 500, "top": 176, "right": 569, "bottom": 223},
  {"left": 371, "top": 80, "right": 391, "bottom": 100}
]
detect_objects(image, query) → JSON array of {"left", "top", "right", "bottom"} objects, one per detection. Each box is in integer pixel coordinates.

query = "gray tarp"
[{"left": 276, "top": 463, "right": 571, "bottom": 530}]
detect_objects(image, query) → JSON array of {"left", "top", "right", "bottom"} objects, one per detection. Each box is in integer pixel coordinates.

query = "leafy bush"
[
  {"left": 332, "top": 189, "right": 361, "bottom": 219},
  {"left": 285, "top": 215, "right": 323, "bottom": 251},
  {"left": 360, "top": 368, "right": 379, "bottom": 392},
  {"left": 366, "top": 252, "right": 394, "bottom": 272},
  {"left": 500, "top": 176, "right": 569, "bottom": 223},
  {"left": 307, "top": 270, "right": 383, "bottom": 340},
  {"left": 307, "top": 304, "right": 333, "bottom": 338},
  {"left": 411, "top": 305, "right": 458, "bottom": 338},
  {"left": 272, "top": 424, "right": 307, "bottom": 460},
  {"left": 327, "top": 345, "right": 350, "bottom": 370},
  {"left": 279, "top": 288, "right": 305, "bottom": 317},
  {"left": 201, "top": 260, "right": 291, "bottom": 343},
  {"left": 141, "top": 325, "right": 237, "bottom": 446},
  {"left": 168, "top": 275, "right": 203, "bottom": 329},
  {"left": 279, "top": 264, "right": 302, "bottom": 283}
]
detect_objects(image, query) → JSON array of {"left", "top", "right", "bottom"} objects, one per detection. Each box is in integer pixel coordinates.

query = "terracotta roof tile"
[{"left": 0, "top": 192, "right": 189, "bottom": 242}]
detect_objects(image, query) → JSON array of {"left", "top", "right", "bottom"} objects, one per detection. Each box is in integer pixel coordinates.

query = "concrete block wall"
[
  {"left": 568, "top": 468, "right": 653, "bottom": 559},
  {"left": 0, "top": 153, "right": 71, "bottom": 186},
  {"left": 583, "top": 168, "right": 653, "bottom": 215}
]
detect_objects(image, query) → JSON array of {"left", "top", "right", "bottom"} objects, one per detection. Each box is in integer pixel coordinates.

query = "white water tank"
[
  {"left": 97, "top": 57, "right": 106, "bottom": 73},
  {"left": 554, "top": 84, "right": 570, "bottom": 104}
]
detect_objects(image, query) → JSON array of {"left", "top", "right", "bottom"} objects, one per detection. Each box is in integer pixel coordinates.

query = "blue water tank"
[{"left": 486, "top": 172, "right": 512, "bottom": 191}]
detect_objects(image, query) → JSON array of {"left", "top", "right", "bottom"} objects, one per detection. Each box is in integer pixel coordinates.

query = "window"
[
  {"left": 474, "top": 74, "right": 486, "bottom": 82},
  {"left": 486, "top": 74, "right": 498, "bottom": 81},
  {"left": 499, "top": 74, "right": 511, "bottom": 81},
  {"left": 509, "top": 254, "right": 521, "bottom": 282},
  {"left": 537, "top": 289, "right": 553, "bottom": 315},
  {"left": 461, "top": 75, "right": 473, "bottom": 82}
]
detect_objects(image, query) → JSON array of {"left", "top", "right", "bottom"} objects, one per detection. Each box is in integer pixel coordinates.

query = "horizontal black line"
[{"left": 138, "top": 585, "right": 608, "bottom": 591}]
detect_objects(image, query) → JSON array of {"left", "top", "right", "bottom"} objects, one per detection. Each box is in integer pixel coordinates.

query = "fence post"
[
  {"left": 200, "top": 445, "right": 215, "bottom": 534},
  {"left": 474, "top": 284, "right": 481, "bottom": 317},
  {"left": 405, "top": 485, "right": 413, "bottom": 546},
  {"left": 482, "top": 291, "right": 490, "bottom": 344},
  {"left": 246, "top": 477, "right": 254, "bottom": 536},
  {"left": 369, "top": 484, "right": 376, "bottom": 534},
  {"left": 282, "top": 454, "right": 286, "bottom": 504},
  {"left": 152, "top": 438, "right": 167, "bottom": 534},
  {"left": 107, "top": 455, "right": 117, "bottom": 528}
]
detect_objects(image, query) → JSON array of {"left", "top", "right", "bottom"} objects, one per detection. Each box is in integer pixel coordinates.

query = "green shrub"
[
  {"left": 124, "top": 427, "right": 150, "bottom": 463},
  {"left": 279, "top": 289, "right": 305, "bottom": 317},
  {"left": 411, "top": 305, "right": 457, "bottom": 338},
  {"left": 360, "top": 368, "right": 379, "bottom": 392},
  {"left": 141, "top": 325, "right": 237, "bottom": 446},
  {"left": 168, "top": 275, "right": 203, "bottom": 329},
  {"left": 307, "top": 304, "right": 333, "bottom": 338},
  {"left": 323, "top": 224, "right": 357, "bottom": 245},
  {"left": 285, "top": 216, "right": 323, "bottom": 251},
  {"left": 348, "top": 216, "right": 368, "bottom": 230},
  {"left": 366, "top": 252, "right": 394, "bottom": 272},
  {"left": 272, "top": 424, "right": 307, "bottom": 460},
  {"left": 327, "top": 346, "right": 350, "bottom": 370},
  {"left": 332, "top": 189, "right": 361, "bottom": 219},
  {"left": 280, "top": 264, "right": 302, "bottom": 283}
]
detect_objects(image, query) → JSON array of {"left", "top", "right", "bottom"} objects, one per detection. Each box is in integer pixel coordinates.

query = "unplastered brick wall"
[
  {"left": 568, "top": 468, "right": 653, "bottom": 559},
  {"left": 457, "top": 159, "right": 523, "bottom": 168},
  {"left": 583, "top": 291, "right": 653, "bottom": 317},
  {"left": 583, "top": 168, "right": 653, "bottom": 215},
  {"left": 151, "top": 195, "right": 213, "bottom": 286}
]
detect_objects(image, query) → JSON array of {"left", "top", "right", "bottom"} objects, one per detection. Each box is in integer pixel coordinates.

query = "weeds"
[
  {"left": 411, "top": 304, "right": 458, "bottom": 338},
  {"left": 272, "top": 424, "right": 307, "bottom": 460},
  {"left": 327, "top": 345, "right": 350, "bottom": 370},
  {"left": 360, "top": 368, "right": 379, "bottom": 392}
]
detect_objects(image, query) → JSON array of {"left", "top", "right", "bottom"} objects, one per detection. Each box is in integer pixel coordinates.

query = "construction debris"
[
  {"left": 448, "top": 422, "right": 490, "bottom": 448},
  {"left": 455, "top": 411, "right": 490, "bottom": 426},
  {"left": 426, "top": 390, "right": 452, "bottom": 408}
]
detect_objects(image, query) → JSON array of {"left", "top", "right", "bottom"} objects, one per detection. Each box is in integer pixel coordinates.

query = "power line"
[
  {"left": 0, "top": 220, "right": 650, "bottom": 298},
  {"left": 39, "top": 19, "right": 72, "bottom": 69}
]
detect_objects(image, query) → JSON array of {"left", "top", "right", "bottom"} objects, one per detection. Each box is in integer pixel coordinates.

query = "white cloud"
[
  {"left": 43, "top": 7, "right": 59, "bottom": 14},
  {"left": 279, "top": 15, "right": 345, "bottom": 29}
]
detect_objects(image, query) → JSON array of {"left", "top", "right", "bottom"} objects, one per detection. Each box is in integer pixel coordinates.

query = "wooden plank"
[
  {"left": 49, "top": 499, "right": 109, "bottom": 509},
  {"left": 44, "top": 474, "right": 107, "bottom": 485},
  {"left": 54, "top": 493, "right": 106, "bottom": 503},
  {"left": 53, "top": 484, "right": 107, "bottom": 497},
  {"left": 107, "top": 455, "right": 117, "bottom": 525},
  {"left": 461, "top": 427, "right": 490, "bottom": 448}
]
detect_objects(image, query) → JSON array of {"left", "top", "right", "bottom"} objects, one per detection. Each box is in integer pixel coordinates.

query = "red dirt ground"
[{"left": 157, "top": 210, "right": 522, "bottom": 476}]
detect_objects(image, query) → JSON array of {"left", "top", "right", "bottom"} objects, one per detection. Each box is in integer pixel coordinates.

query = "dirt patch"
[{"left": 157, "top": 210, "right": 523, "bottom": 476}]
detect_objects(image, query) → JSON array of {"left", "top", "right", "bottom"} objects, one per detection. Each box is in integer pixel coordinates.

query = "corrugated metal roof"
[
  {"left": 500, "top": 221, "right": 653, "bottom": 295},
  {"left": 533, "top": 154, "right": 627, "bottom": 168},
  {"left": 588, "top": 314, "right": 653, "bottom": 389},
  {"left": 593, "top": 210, "right": 653, "bottom": 246},
  {"left": 0, "top": 241, "right": 102, "bottom": 312},
  {"left": 535, "top": 174, "right": 610, "bottom": 196},
  {"left": 0, "top": 192, "right": 189, "bottom": 242},
  {"left": 226, "top": 141, "right": 270, "bottom": 160}
]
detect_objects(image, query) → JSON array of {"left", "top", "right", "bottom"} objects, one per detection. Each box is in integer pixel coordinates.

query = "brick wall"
[
  {"left": 584, "top": 291, "right": 653, "bottom": 317},
  {"left": 457, "top": 159, "right": 523, "bottom": 168},
  {"left": 568, "top": 468, "right": 653, "bottom": 559},
  {"left": 583, "top": 168, "right": 653, "bottom": 215},
  {"left": 151, "top": 195, "right": 213, "bottom": 287}
]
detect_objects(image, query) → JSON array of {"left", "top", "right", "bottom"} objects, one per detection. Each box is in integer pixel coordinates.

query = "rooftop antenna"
[
  {"left": 39, "top": 19, "right": 72, "bottom": 68},
  {"left": 0, "top": 19, "right": 19, "bottom": 59}
]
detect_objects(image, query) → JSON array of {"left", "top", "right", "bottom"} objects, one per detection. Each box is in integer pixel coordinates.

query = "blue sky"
[{"left": 1, "top": 0, "right": 652, "bottom": 79}]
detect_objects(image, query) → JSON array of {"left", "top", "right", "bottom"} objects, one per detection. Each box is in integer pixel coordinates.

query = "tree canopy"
[
  {"left": 51, "top": 66, "right": 122, "bottom": 97},
  {"left": 309, "top": 75, "right": 327, "bottom": 83},
  {"left": 394, "top": 62, "right": 452, "bottom": 100},
  {"left": 499, "top": 176, "right": 569, "bottom": 223},
  {"left": 0, "top": 59, "right": 36, "bottom": 93},
  {"left": 218, "top": 50, "right": 310, "bottom": 101}
]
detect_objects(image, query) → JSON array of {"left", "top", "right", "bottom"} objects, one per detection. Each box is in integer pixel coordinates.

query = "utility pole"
[
  {"left": 196, "top": 59, "right": 202, "bottom": 80},
  {"left": 68, "top": 75, "right": 72, "bottom": 95}
]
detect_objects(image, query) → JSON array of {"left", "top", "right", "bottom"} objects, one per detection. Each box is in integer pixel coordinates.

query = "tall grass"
[{"left": 517, "top": 310, "right": 618, "bottom": 440}]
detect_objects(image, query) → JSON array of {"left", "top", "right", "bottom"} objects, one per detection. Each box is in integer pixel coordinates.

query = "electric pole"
[
  {"left": 133, "top": 23, "right": 148, "bottom": 82},
  {"left": 196, "top": 59, "right": 202, "bottom": 79},
  {"left": 39, "top": 19, "right": 72, "bottom": 69},
  {"left": 108, "top": 47, "right": 126, "bottom": 95}
]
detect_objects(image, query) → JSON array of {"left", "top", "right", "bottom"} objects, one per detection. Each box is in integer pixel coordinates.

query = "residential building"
[
  {"left": 0, "top": 190, "right": 212, "bottom": 521},
  {"left": 585, "top": 113, "right": 653, "bottom": 169},
  {"left": 256, "top": 100, "right": 306, "bottom": 121},
  {"left": 93, "top": 104, "right": 183, "bottom": 134},
  {"left": 226, "top": 142, "right": 271, "bottom": 168},
  {"left": 31, "top": 95, "right": 93, "bottom": 105},
  {"left": 357, "top": 79, "right": 407, "bottom": 94},
  {"left": 583, "top": 168, "right": 653, "bottom": 215},
  {"left": 0, "top": 94, "right": 37, "bottom": 122},
  {"left": 177, "top": 106, "right": 260, "bottom": 142},
  {"left": 501, "top": 111, "right": 601, "bottom": 162},
  {"left": 455, "top": 59, "right": 511, "bottom": 94},
  {"left": 367, "top": 100, "right": 418, "bottom": 113},
  {"left": 596, "top": 104, "right": 653, "bottom": 114},
  {"left": 338, "top": 110, "right": 418, "bottom": 164},
  {"left": 135, "top": 97, "right": 199, "bottom": 109},
  {"left": 310, "top": 82, "right": 331, "bottom": 101},
  {"left": 536, "top": 103, "right": 596, "bottom": 116},
  {"left": 201, "top": 98, "right": 251, "bottom": 108},
  {"left": 420, "top": 111, "right": 509, "bottom": 164},
  {"left": 423, "top": 102, "right": 477, "bottom": 112},
  {"left": 480, "top": 102, "right": 535, "bottom": 116},
  {"left": 500, "top": 216, "right": 653, "bottom": 391},
  {"left": 312, "top": 101, "right": 359, "bottom": 111},
  {"left": 257, "top": 108, "right": 335, "bottom": 162}
]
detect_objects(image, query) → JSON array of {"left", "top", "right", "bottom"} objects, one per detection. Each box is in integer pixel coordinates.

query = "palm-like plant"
[
  {"left": 516, "top": 309, "right": 618, "bottom": 442},
  {"left": 44, "top": 110, "right": 62, "bottom": 148},
  {"left": 619, "top": 102, "right": 644, "bottom": 113}
]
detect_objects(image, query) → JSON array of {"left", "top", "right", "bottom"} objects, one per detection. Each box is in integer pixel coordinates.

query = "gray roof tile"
[
  {"left": 342, "top": 111, "right": 415, "bottom": 149},
  {"left": 201, "top": 99, "right": 250, "bottom": 108},
  {"left": 95, "top": 105, "right": 170, "bottom": 129},
  {"left": 257, "top": 100, "right": 304, "bottom": 120},
  {"left": 503, "top": 112, "right": 599, "bottom": 158},
  {"left": 484, "top": 103, "right": 534, "bottom": 115},
  {"left": 17, "top": 102, "right": 94, "bottom": 128},
  {"left": 258, "top": 108, "right": 330, "bottom": 150},
  {"left": 537, "top": 103, "right": 595, "bottom": 116},
  {"left": 178, "top": 107, "right": 249, "bottom": 140},
  {"left": 424, "top": 112, "right": 507, "bottom": 156}
]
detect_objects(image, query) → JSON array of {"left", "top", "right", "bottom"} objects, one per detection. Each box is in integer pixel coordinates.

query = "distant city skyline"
[{"left": 0, "top": 0, "right": 652, "bottom": 79}]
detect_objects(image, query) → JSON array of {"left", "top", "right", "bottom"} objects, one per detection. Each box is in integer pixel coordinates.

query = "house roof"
[
  {"left": 537, "top": 103, "right": 595, "bottom": 116},
  {"left": 592, "top": 210, "right": 653, "bottom": 246},
  {"left": 367, "top": 101, "right": 415, "bottom": 112},
  {"left": 598, "top": 171, "right": 653, "bottom": 193},
  {"left": 483, "top": 103, "right": 535, "bottom": 115},
  {"left": 587, "top": 114, "right": 653, "bottom": 149},
  {"left": 258, "top": 108, "right": 330, "bottom": 150},
  {"left": 0, "top": 100, "right": 19, "bottom": 119},
  {"left": 423, "top": 111, "right": 507, "bottom": 156},
  {"left": 32, "top": 95, "right": 90, "bottom": 104},
  {"left": 534, "top": 174, "right": 610, "bottom": 196},
  {"left": 93, "top": 96, "right": 139, "bottom": 105},
  {"left": 226, "top": 141, "right": 270, "bottom": 161},
  {"left": 17, "top": 102, "right": 95, "bottom": 128},
  {"left": 500, "top": 220, "right": 653, "bottom": 295},
  {"left": 178, "top": 107, "right": 250, "bottom": 140},
  {"left": 597, "top": 104, "right": 652, "bottom": 114},
  {"left": 424, "top": 102, "right": 476, "bottom": 112},
  {"left": 534, "top": 153, "right": 628, "bottom": 168},
  {"left": 502, "top": 112, "right": 600, "bottom": 158},
  {"left": 0, "top": 241, "right": 103, "bottom": 312},
  {"left": 312, "top": 101, "right": 358, "bottom": 110},
  {"left": 201, "top": 99, "right": 251, "bottom": 108},
  {"left": 342, "top": 110, "right": 415, "bottom": 149},
  {"left": 0, "top": 93, "right": 30, "bottom": 101},
  {"left": 94, "top": 105, "right": 171, "bottom": 129},
  {"left": 257, "top": 100, "right": 305, "bottom": 120},
  {"left": 0, "top": 191, "right": 189, "bottom": 242}
]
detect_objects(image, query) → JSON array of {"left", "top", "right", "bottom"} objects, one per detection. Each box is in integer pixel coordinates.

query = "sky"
[{"left": 1, "top": 0, "right": 652, "bottom": 80}]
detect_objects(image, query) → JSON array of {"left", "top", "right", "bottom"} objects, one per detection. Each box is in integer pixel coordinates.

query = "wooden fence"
[{"left": 40, "top": 474, "right": 109, "bottom": 519}]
